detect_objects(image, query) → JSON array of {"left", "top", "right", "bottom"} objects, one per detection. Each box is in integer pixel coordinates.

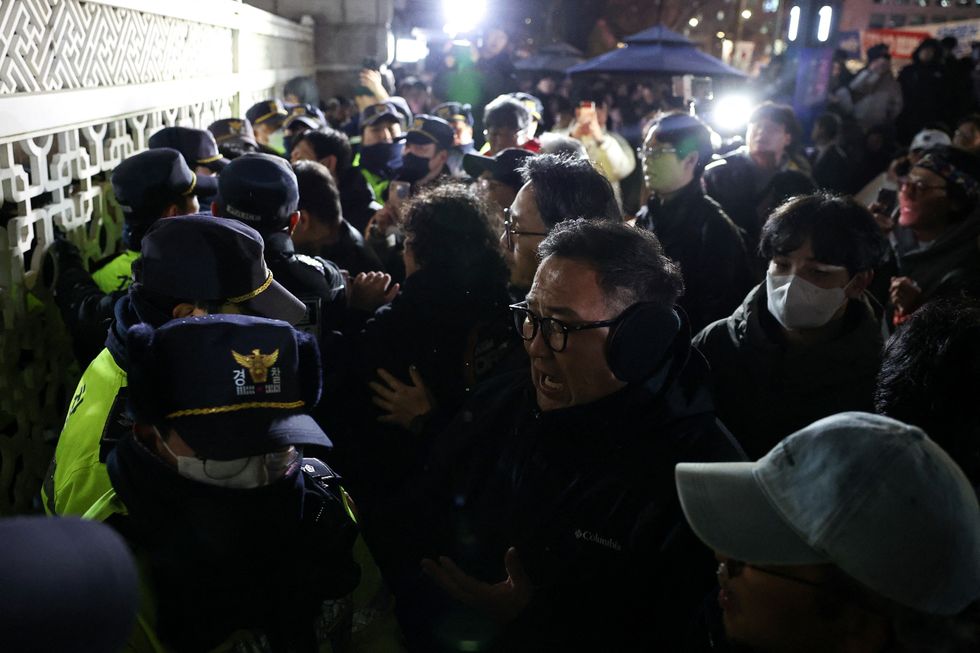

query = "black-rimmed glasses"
[
  {"left": 502, "top": 207, "right": 549, "bottom": 250},
  {"left": 717, "top": 559, "right": 829, "bottom": 590},
  {"left": 509, "top": 301, "right": 622, "bottom": 353}
]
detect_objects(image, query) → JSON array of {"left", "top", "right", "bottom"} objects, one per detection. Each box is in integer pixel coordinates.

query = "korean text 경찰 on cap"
[{"left": 126, "top": 314, "right": 331, "bottom": 460}]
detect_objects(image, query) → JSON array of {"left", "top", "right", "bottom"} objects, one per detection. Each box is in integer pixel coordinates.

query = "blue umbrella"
[{"left": 566, "top": 24, "right": 747, "bottom": 78}]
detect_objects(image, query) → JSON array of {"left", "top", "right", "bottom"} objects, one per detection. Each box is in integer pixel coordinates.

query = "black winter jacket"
[
  {"left": 386, "top": 328, "right": 743, "bottom": 652},
  {"left": 635, "top": 181, "right": 755, "bottom": 333},
  {"left": 693, "top": 283, "right": 884, "bottom": 458}
]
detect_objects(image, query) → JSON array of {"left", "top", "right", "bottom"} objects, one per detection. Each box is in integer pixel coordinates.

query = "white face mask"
[
  {"left": 766, "top": 272, "right": 847, "bottom": 330},
  {"left": 161, "top": 439, "right": 300, "bottom": 489}
]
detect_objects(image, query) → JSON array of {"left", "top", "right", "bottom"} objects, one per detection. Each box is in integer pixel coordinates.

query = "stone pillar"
[{"left": 250, "top": 0, "right": 394, "bottom": 101}]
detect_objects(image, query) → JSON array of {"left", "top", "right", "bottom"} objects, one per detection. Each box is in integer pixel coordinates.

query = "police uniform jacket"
[
  {"left": 263, "top": 231, "right": 347, "bottom": 338},
  {"left": 693, "top": 283, "right": 884, "bottom": 459},
  {"left": 385, "top": 339, "right": 743, "bottom": 652},
  {"left": 43, "top": 295, "right": 138, "bottom": 516}
]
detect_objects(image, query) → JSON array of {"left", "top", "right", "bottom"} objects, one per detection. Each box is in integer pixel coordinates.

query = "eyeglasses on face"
[
  {"left": 717, "top": 559, "right": 829, "bottom": 590},
  {"left": 502, "top": 207, "right": 549, "bottom": 250},
  {"left": 509, "top": 301, "right": 622, "bottom": 353},
  {"left": 636, "top": 145, "right": 678, "bottom": 160},
  {"left": 900, "top": 179, "right": 947, "bottom": 196}
]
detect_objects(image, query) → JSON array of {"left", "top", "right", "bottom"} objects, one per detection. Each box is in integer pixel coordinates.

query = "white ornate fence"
[{"left": 0, "top": 0, "right": 314, "bottom": 513}]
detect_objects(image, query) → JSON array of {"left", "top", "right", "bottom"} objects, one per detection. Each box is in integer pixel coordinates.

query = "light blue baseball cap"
[{"left": 675, "top": 412, "right": 980, "bottom": 616}]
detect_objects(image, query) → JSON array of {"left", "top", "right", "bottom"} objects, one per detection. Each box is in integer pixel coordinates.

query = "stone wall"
[{"left": 0, "top": 0, "right": 314, "bottom": 514}]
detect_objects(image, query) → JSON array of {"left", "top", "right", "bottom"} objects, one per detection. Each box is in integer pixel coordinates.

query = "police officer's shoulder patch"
[{"left": 294, "top": 254, "right": 325, "bottom": 274}]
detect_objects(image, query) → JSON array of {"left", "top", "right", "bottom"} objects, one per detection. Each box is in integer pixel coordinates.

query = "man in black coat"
[
  {"left": 635, "top": 113, "right": 755, "bottom": 333},
  {"left": 383, "top": 220, "right": 744, "bottom": 652}
]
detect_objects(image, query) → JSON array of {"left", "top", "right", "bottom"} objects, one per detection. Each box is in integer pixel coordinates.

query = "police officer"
[
  {"left": 212, "top": 153, "right": 347, "bottom": 339},
  {"left": 85, "top": 314, "right": 362, "bottom": 652},
  {"left": 397, "top": 114, "right": 455, "bottom": 187},
  {"left": 208, "top": 117, "right": 260, "bottom": 160},
  {"left": 433, "top": 101, "right": 477, "bottom": 178},
  {"left": 246, "top": 98, "right": 290, "bottom": 156},
  {"left": 282, "top": 103, "right": 327, "bottom": 155},
  {"left": 354, "top": 101, "right": 409, "bottom": 203},
  {"left": 49, "top": 148, "right": 199, "bottom": 366},
  {"left": 43, "top": 215, "right": 307, "bottom": 517},
  {"left": 148, "top": 126, "right": 229, "bottom": 208}
]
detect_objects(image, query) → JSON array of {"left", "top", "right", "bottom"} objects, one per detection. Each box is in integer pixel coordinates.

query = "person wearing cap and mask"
[
  {"left": 397, "top": 114, "right": 454, "bottom": 187},
  {"left": 48, "top": 148, "right": 200, "bottom": 367},
  {"left": 463, "top": 146, "right": 536, "bottom": 223},
  {"left": 888, "top": 145, "right": 980, "bottom": 323},
  {"left": 212, "top": 153, "right": 351, "bottom": 340},
  {"left": 694, "top": 193, "right": 888, "bottom": 459},
  {"left": 208, "top": 117, "right": 261, "bottom": 160},
  {"left": 42, "top": 214, "right": 308, "bottom": 518},
  {"left": 675, "top": 411, "right": 980, "bottom": 653},
  {"left": 635, "top": 112, "right": 754, "bottom": 333},
  {"left": 148, "top": 126, "right": 229, "bottom": 210},
  {"left": 433, "top": 101, "right": 478, "bottom": 178},
  {"left": 84, "top": 314, "right": 364, "bottom": 652},
  {"left": 246, "top": 98, "right": 290, "bottom": 156},
  {"left": 282, "top": 103, "right": 327, "bottom": 156},
  {"left": 354, "top": 100, "right": 410, "bottom": 203}
]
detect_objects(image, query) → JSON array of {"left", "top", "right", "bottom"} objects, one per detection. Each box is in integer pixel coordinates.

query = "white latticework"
[{"left": 0, "top": 0, "right": 312, "bottom": 514}]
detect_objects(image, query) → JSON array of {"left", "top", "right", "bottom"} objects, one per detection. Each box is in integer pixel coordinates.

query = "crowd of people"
[{"left": 1, "top": 32, "right": 979, "bottom": 653}]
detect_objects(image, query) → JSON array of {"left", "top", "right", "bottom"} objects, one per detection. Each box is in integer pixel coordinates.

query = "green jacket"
[
  {"left": 352, "top": 154, "right": 390, "bottom": 205},
  {"left": 43, "top": 347, "right": 126, "bottom": 516},
  {"left": 91, "top": 250, "right": 139, "bottom": 294}
]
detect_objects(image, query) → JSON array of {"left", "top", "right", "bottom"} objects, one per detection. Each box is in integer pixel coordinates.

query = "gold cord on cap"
[
  {"left": 182, "top": 172, "right": 198, "bottom": 196},
  {"left": 227, "top": 270, "right": 274, "bottom": 303},
  {"left": 166, "top": 399, "right": 305, "bottom": 419}
]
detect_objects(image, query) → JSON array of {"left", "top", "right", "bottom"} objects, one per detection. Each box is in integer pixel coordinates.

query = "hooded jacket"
[{"left": 693, "top": 283, "right": 884, "bottom": 458}]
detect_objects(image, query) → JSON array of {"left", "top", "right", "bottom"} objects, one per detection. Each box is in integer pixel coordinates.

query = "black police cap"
[
  {"left": 208, "top": 118, "right": 258, "bottom": 148},
  {"left": 111, "top": 149, "right": 196, "bottom": 222},
  {"left": 126, "top": 314, "right": 331, "bottom": 459},
  {"left": 405, "top": 114, "right": 454, "bottom": 151},
  {"left": 139, "top": 214, "right": 306, "bottom": 325},
  {"left": 217, "top": 153, "right": 299, "bottom": 233},
  {"left": 246, "top": 99, "right": 289, "bottom": 128},
  {"left": 433, "top": 101, "right": 474, "bottom": 127}
]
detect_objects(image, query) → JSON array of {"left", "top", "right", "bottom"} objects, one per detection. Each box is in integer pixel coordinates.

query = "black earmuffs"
[{"left": 605, "top": 303, "right": 685, "bottom": 384}]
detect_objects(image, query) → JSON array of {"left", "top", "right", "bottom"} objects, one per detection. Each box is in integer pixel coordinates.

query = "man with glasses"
[
  {"left": 501, "top": 153, "right": 622, "bottom": 302},
  {"left": 403, "top": 219, "right": 742, "bottom": 651},
  {"left": 635, "top": 113, "right": 754, "bottom": 332},
  {"left": 480, "top": 96, "right": 532, "bottom": 156},
  {"left": 676, "top": 412, "right": 980, "bottom": 653},
  {"left": 887, "top": 145, "right": 980, "bottom": 324}
]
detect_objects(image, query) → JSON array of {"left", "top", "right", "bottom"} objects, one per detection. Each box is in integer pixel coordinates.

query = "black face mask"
[
  {"left": 122, "top": 219, "right": 151, "bottom": 251},
  {"left": 399, "top": 153, "right": 433, "bottom": 184},
  {"left": 360, "top": 141, "right": 404, "bottom": 177}
]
